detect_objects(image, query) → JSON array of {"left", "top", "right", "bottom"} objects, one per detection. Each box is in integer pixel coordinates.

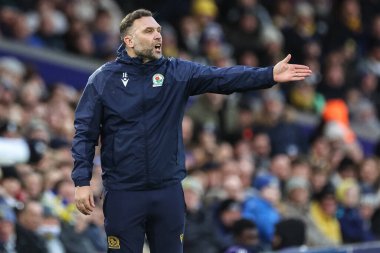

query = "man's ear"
[{"left": 124, "top": 35, "right": 134, "bottom": 48}]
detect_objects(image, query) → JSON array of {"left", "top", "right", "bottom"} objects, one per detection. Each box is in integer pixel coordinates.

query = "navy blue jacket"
[{"left": 71, "top": 45, "right": 276, "bottom": 191}]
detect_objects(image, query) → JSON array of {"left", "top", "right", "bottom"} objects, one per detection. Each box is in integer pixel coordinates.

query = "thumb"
[
  {"left": 90, "top": 192, "right": 95, "bottom": 208},
  {"left": 282, "top": 54, "right": 291, "bottom": 63}
]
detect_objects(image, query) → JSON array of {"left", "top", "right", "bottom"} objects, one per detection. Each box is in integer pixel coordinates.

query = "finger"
[
  {"left": 296, "top": 72, "right": 311, "bottom": 76},
  {"left": 292, "top": 64, "right": 310, "bottom": 69},
  {"left": 90, "top": 192, "right": 95, "bottom": 208},
  {"left": 82, "top": 199, "right": 94, "bottom": 214},
  {"left": 76, "top": 202, "right": 90, "bottom": 215},
  {"left": 76, "top": 198, "right": 93, "bottom": 214},
  {"left": 282, "top": 54, "right": 291, "bottom": 63},
  {"left": 82, "top": 202, "right": 92, "bottom": 215},
  {"left": 291, "top": 76, "right": 309, "bottom": 81},
  {"left": 294, "top": 72, "right": 312, "bottom": 77},
  {"left": 295, "top": 69, "right": 312, "bottom": 74},
  {"left": 75, "top": 200, "right": 81, "bottom": 211}
]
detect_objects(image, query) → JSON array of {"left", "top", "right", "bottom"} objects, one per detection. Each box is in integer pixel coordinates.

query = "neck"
[{"left": 126, "top": 48, "right": 137, "bottom": 58}]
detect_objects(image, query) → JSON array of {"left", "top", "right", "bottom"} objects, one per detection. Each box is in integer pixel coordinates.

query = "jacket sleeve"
[
  {"left": 184, "top": 61, "right": 276, "bottom": 96},
  {"left": 71, "top": 80, "right": 103, "bottom": 187}
]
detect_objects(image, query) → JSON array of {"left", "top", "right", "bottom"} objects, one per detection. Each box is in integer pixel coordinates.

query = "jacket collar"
[{"left": 116, "top": 44, "right": 165, "bottom": 66}]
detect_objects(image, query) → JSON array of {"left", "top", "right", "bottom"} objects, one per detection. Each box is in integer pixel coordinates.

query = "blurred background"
[{"left": 0, "top": 0, "right": 380, "bottom": 252}]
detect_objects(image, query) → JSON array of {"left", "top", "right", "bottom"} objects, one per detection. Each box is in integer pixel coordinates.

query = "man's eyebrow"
[{"left": 143, "top": 26, "right": 161, "bottom": 30}]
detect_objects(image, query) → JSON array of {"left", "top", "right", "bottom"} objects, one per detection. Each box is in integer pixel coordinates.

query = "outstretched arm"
[
  {"left": 273, "top": 54, "right": 312, "bottom": 82},
  {"left": 184, "top": 54, "right": 311, "bottom": 96}
]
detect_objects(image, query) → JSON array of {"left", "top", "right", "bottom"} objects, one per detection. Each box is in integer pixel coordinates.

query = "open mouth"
[{"left": 154, "top": 44, "right": 162, "bottom": 52}]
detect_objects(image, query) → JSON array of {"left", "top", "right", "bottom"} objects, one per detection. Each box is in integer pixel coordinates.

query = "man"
[
  {"left": 0, "top": 204, "right": 17, "bottom": 253},
  {"left": 182, "top": 176, "right": 219, "bottom": 253},
  {"left": 16, "top": 201, "right": 48, "bottom": 253},
  {"left": 224, "top": 218, "right": 261, "bottom": 253},
  {"left": 71, "top": 9, "right": 311, "bottom": 253},
  {"left": 242, "top": 174, "right": 281, "bottom": 247},
  {"left": 310, "top": 183, "right": 342, "bottom": 245}
]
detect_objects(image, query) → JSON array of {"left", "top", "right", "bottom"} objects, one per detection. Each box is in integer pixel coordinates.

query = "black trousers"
[{"left": 103, "top": 183, "right": 186, "bottom": 253}]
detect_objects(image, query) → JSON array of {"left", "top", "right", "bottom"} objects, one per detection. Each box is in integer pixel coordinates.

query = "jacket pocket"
[
  {"left": 102, "top": 190, "right": 109, "bottom": 218},
  {"left": 112, "top": 130, "right": 140, "bottom": 166}
]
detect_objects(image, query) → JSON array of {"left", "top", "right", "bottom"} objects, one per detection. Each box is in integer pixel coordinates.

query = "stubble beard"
[{"left": 135, "top": 47, "right": 161, "bottom": 63}]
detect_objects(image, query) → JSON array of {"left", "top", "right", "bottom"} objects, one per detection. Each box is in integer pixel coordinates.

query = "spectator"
[
  {"left": 288, "top": 80, "right": 325, "bottom": 114},
  {"left": 225, "top": 9, "right": 263, "bottom": 54},
  {"left": 350, "top": 72, "right": 380, "bottom": 120},
  {"left": 41, "top": 179, "right": 77, "bottom": 224},
  {"left": 336, "top": 179, "right": 375, "bottom": 243},
  {"left": 290, "top": 157, "right": 312, "bottom": 181},
  {"left": 318, "top": 62, "right": 348, "bottom": 100},
  {"left": 238, "top": 159, "right": 256, "bottom": 198},
  {"left": 160, "top": 22, "right": 180, "bottom": 58},
  {"left": 187, "top": 93, "right": 238, "bottom": 139},
  {"left": 282, "top": 176, "right": 333, "bottom": 247},
  {"left": 91, "top": 8, "right": 118, "bottom": 59},
  {"left": 34, "top": 12, "right": 65, "bottom": 50},
  {"left": 308, "top": 136, "right": 332, "bottom": 175},
  {"left": 59, "top": 213, "right": 97, "bottom": 253},
  {"left": 82, "top": 206, "right": 107, "bottom": 253},
  {"left": 370, "top": 199, "right": 380, "bottom": 239},
  {"left": 0, "top": 167, "right": 24, "bottom": 209},
  {"left": 0, "top": 204, "right": 17, "bottom": 252},
  {"left": 222, "top": 174, "right": 245, "bottom": 202},
  {"left": 182, "top": 176, "right": 219, "bottom": 253},
  {"left": 213, "top": 198, "right": 242, "bottom": 251},
  {"left": 310, "top": 165, "right": 330, "bottom": 198},
  {"left": 282, "top": 2, "right": 319, "bottom": 63},
  {"left": 358, "top": 30, "right": 380, "bottom": 78},
  {"left": 268, "top": 154, "right": 291, "bottom": 196},
  {"left": 177, "top": 15, "right": 202, "bottom": 56},
  {"left": 37, "top": 208, "right": 65, "bottom": 253},
  {"left": 331, "top": 157, "right": 358, "bottom": 189},
  {"left": 16, "top": 201, "right": 48, "bottom": 253},
  {"left": 251, "top": 132, "right": 271, "bottom": 174},
  {"left": 359, "top": 194, "right": 378, "bottom": 238},
  {"left": 310, "top": 183, "right": 342, "bottom": 245},
  {"left": 11, "top": 12, "right": 44, "bottom": 47},
  {"left": 0, "top": 1, "right": 380, "bottom": 252},
  {"left": 272, "top": 218, "right": 306, "bottom": 251},
  {"left": 243, "top": 174, "right": 281, "bottom": 247},
  {"left": 271, "top": 0, "right": 294, "bottom": 29},
  {"left": 253, "top": 89, "right": 306, "bottom": 156},
  {"left": 321, "top": 99, "right": 363, "bottom": 164},
  {"left": 224, "top": 218, "right": 262, "bottom": 253},
  {"left": 358, "top": 157, "right": 380, "bottom": 194},
  {"left": 324, "top": 0, "right": 364, "bottom": 54},
  {"left": 22, "top": 171, "right": 44, "bottom": 201},
  {"left": 350, "top": 99, "right": 380, "bottom": 142}
]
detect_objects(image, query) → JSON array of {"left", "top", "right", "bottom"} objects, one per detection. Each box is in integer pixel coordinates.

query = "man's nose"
[{"left": 154, "top": 31, "right": 162, "bottom": 40}]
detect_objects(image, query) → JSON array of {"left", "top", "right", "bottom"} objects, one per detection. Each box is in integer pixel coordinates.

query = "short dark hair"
[
  {"left": 119, "top": 9, "right": 153, "bottom": 40},
  {"left": 232, "top": 218, "right": 256, "bottom": 237}
]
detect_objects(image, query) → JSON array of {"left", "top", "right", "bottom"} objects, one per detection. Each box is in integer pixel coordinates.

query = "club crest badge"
[
  {"left": 108, "top": 236, "right": 121, "bottom": 249},
  {"left": 152, "top": 73, "right": 164, "bottom": 87}
]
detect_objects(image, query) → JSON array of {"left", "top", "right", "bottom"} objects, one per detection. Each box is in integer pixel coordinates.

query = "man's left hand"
[{"left": 273, "top": 54, "right": 312, "bottom": 83}]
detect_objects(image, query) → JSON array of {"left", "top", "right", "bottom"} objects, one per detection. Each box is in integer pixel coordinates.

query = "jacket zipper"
[{"left": 142, "top": 73, "right": 150, "bottom": 185}]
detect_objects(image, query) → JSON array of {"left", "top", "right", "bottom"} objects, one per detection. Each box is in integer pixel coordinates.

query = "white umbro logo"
[{"left": 121, "top": 72, "right": 129, "bottom": 87}]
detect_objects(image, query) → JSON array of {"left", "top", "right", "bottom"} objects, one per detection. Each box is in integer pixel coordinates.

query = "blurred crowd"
[{"left": 1, "top": 0, "right": 380, "bottom": 252}]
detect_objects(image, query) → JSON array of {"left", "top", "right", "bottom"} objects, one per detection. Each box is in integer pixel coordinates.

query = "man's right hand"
[{"left": 75, "top": 186, "right": 95, "bottom": 215}]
